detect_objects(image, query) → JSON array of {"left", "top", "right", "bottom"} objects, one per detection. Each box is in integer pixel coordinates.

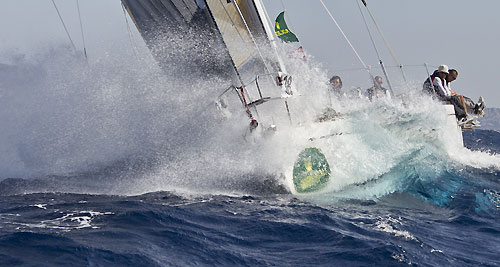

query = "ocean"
[
  {"left": 0, "top": 132, "right": 499, "bottom": 266},
  {"left": 1, "top": 50, "right": 499, "bottom": 266}
]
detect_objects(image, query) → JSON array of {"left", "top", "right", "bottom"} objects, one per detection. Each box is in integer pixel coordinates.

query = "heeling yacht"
[
  {"left": 120, "top": 0, "right": 335, "bottom": 194},
  {"left": 120, "top": 0, "right": 472, "bottom": 194}
]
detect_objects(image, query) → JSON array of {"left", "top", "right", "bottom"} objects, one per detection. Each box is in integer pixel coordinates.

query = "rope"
[
  {"left": 319, "top": 0, "right": 370, "bottom": 74},
  {"left": 51, "top": 0, "right": 77, "bottom": 52},
  {"left": 234, "top": 0, "right": 293, "bottom": 122},
  {"left": 360, "top": 0, "right": 410, "bottom": 89},
  {"left": 278, "top": 1, "right": 294, "bottom": 37},
  {"left": 424, "top": 63, "right": 436, "bottom": 94},
  {"left": 332, "top": 64, "right": 438, "bottom": 72},
  {"left": 255, "top": 0, "right": 290, "bottom": 75},
  {"left": 76, "top": 0, "right": 87, "bottom": 58},
  {"left": 355, "top": 0, "right": 393, "bottom": 94}
]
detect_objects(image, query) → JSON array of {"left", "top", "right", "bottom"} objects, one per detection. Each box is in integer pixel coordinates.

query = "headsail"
[
  {"left": 204, "top": 0, "right": 256, "bottom": 69},
  {"left": 121, "top": 0, "right": 203, "bottom": 42},
  {"left": 121, "top": 0, "right": 240, "bottom": 86},
  {"left": 122, "top": 0, "right": 291, "bottom": 125},
  {"left": 121, "top": 0, "right": 281, "bottom": 83},
  {"left": 204, "top": 0, "right": 283, "bottom": 81}
]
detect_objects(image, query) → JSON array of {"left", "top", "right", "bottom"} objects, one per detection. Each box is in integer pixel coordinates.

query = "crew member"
[{"left": 366, "top": 76, "right": 391, "bottom": 100}]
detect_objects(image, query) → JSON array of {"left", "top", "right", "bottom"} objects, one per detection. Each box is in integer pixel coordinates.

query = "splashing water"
[{"left": 0, "top": 44, "right": 499, "bottom": 210}]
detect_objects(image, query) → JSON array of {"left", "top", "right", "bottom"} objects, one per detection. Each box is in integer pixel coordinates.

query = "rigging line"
[
  {"left": 234, "top": 0, "right": 292, "bottom": 123},
  {"left": 278, "top": 0, "right": 289, "bottom": 28},
  {"left": 121, "top": 2, "right": 139, "bottom": 58},
  {"left": 319, "top": 0, "right": 370, "bottom": 74},
  {"left": 247, "top": 0, "right": 293, "bottom": 124},
  {"left": 51, "top": 0, "right": 77, "bottom": 52},
  {"left": 256, "top": 0, "right": 293, "bottom": 123},
  {"left": 76, "top": 0, "right": 87, "bottom": 58},
  {"left": 232, "top": 1, "right": 272, "bottom": 74},
  {"left": 255, "top": 0, "right": 288, "bottom": 68},
  {"left": 333, "top": 64, "right": 438, "bottom": 72},
  {"left": 242, "top": 85, "right": 262, "bottom": 119},
  {"left": 424, "top": 63, "right": 436, "bottom": 94},
  {"left": 256, "top": 0, "right": 291, "bottom": 79},
  {"left": 355, "top": 0, "right": 393, "bottom": 95},
  {"left": 279, "top": 0, "right": 286, "bottom": 12},
  {"left": 360, "top": 0, "right": 410, "bottom": 89}
]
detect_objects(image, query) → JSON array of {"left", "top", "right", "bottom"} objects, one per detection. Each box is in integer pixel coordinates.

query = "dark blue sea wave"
[
  {"left": 0, "top": 130, "right": 499, "bottom": 266},
  {"left": 464, "top": 129, "right": 500, "bottom": 154},
  {"left": 0, "top": 191, "right": 498, "bottom": 266}
]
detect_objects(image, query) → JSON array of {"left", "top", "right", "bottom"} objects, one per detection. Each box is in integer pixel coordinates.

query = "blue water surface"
[{"left": 0, "top": 130, "right": 499, "bottom": 266}]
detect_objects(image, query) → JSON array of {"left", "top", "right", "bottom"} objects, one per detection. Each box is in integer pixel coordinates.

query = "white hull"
[{"left": 444, "top": 104, "right": 464, "bottom": 147}]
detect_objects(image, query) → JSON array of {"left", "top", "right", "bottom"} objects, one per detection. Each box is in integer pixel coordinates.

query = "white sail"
[
  {"left": 205, "top": 0, "right": 256, "bottom": 68},
  {"left": 122, "top": 0, "right": 280, "bottom": 82}
]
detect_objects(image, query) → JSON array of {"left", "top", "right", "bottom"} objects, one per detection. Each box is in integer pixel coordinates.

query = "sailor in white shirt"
[{"left": 432, "top": 65, "right": 452, "bottom": 99}]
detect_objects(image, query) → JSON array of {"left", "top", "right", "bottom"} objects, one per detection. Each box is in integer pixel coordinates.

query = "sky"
[{"left": 1, "top": 0, "right": 499, "bottom": 107}]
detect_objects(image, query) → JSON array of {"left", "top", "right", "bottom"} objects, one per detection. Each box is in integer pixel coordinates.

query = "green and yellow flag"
[{"left": 275, "top": 11, "right": 299, "bottom": 43}]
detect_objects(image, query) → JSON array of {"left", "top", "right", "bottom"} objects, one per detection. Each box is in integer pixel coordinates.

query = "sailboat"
[
  {"left": 119, "top": 0, "right": 334, "bottom": 193},
  {"left": 119, "top": 0, "right": 477, "bottom": 194}
]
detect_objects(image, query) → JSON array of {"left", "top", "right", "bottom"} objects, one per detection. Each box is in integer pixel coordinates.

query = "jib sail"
[{"left": 121, "top": 0, "right": 279, "bottom": 83}]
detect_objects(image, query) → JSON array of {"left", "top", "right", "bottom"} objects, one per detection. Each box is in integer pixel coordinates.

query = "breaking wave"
[{"left": 0, "top": 45, "right": 499, "bottom": 211}]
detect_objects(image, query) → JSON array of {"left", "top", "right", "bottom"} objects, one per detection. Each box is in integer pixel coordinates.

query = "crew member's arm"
[{"left": 432, "top": 77, "right": 449, "bottom": 98}]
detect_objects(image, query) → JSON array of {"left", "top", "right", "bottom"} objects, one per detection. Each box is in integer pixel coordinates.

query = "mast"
[
  {"left": 355, "top": 0, "right": 393, "bottom": 95},
  {"left": 51, "top": 0, "right": 77, "bottom": 53}
]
